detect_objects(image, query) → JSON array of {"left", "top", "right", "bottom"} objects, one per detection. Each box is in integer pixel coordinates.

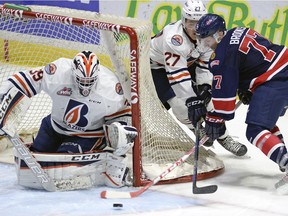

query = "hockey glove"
[
  {"left": 205, "top": 114, "right": 226, "bottom": 141},
  {"left": 238, "top": 90, "right": 252, "bottom": 105},
  {"left": 197, "top": 84, "right": 212, "bottom": 105},
  {"left": 186, "top": 96, "right": 207, "bottom": 127}
]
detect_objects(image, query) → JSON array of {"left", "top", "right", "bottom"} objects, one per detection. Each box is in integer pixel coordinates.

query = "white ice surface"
[{"left": 0, "top": 104, "right": 287, "bottom": 216}]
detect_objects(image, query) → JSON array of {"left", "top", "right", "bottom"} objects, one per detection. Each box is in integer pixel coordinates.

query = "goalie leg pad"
[
  {"left": 104, "top": 122, "right": 137, "bottom": 156},
  {"left": 104, "top": 154, "right": 131, "bottom": 188}
]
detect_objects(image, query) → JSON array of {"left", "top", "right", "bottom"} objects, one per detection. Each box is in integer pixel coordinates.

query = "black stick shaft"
[{"left": 192, "top": 121, "right": 218, "bottom": 194}]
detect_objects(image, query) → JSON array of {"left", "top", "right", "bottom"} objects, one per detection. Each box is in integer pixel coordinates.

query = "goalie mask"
[{"left": 72, "top": 51, "right": 100, "bottom": 97}]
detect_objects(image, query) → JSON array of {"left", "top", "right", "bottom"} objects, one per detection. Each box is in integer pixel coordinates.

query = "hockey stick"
[
  {"left": 192, "top": 100, "right": 242, "bottom": 194},
  {"left": 100, "top": 136, "right": 209, "bottom": 199},
  {"left": 101, "top": 100, "right": 242, "bottom": 198},
  {"left": 192, "top": 121, "right": 217, "bottom": 194}
]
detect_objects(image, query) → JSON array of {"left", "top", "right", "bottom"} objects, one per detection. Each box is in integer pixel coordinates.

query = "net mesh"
[{"left": 0, "top": 5, "right": 224, "bottom": 186}]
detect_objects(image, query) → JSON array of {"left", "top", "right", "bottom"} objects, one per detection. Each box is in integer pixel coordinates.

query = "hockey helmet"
[
  {"left": 72, "top": 51, "right": 100, "bottom": 97},
  {"left": 182, "top": 0, "right": 207, "bottom": 24},
  {"left": 196, "top": 14, "right": 226, "bottom": 39}
]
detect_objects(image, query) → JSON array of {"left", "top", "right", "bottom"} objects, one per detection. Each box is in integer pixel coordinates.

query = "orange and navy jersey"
[
  {"left": 8, "top": 68, "right": 42, "bottom": 98},
  {"left": 5, "top": 57, "right": 131, "bottom": 138},
  {"left": 209, "top": 27, "right": 288, "bottom": 120},
  {"left": 150, "top": 20, "right": 213, "bottom": 100}
]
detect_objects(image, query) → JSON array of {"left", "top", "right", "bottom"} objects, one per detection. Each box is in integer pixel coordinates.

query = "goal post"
[{"left": 0, "top": 4, "right": 224, "bottom": 187}]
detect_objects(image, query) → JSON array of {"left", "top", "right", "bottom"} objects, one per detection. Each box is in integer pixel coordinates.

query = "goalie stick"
[{"left": 100, "top": 135, "right": 210, "bottom": 199}]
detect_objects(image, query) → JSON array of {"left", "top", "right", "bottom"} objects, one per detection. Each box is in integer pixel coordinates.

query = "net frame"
[{"left": 0, "top": 4, "right": 224, "bottom": 187}]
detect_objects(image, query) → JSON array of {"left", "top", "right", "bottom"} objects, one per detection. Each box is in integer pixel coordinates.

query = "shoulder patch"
[
  {"left": 57, "top": 87, "right": 72, "bottom": 96},
  {"left": 115, "top": 83, "right": 123, "bottom": 95},
  {"left": 44, "top": 63, "right": 57, "bottom": 75},
  {"left": 171, "top": 34, "right": 183, "bottom": 46},
  {"left": 210, "top": 52, "right": 216, "bottom": 60},
  {"left": 210, "top": 60, "right": 220, "bottom": 68}
]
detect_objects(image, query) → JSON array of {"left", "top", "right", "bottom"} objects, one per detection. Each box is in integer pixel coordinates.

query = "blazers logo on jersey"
[
  {"left": 171, "top": 35, "right": 183, "bottom": 46},
  {"left": 63, "top": 99, "right": 88, "bottom": 130},
  {"left": 44, "top": 63, "right": 57, "bottom": 75},
  {"left": 57, "top": 87, "right": 72, "bottom": 96}
]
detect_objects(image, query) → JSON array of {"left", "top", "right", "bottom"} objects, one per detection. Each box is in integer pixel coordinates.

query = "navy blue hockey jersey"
[{"left": 209, "top": 27, "right": 288, "bottom": 120}]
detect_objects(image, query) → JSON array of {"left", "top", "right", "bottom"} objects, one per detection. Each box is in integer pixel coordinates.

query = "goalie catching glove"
[{"left": 104, "top": 122, "right": 138, "bottom": 156}]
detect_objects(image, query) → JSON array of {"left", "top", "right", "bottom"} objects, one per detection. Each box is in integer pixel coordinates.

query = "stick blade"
[
  {"left": 193, "top": 185, "right": 218, "bottom": 194},
  {"left": 100, "top": 190, "right": 133, "bottom": 199}
]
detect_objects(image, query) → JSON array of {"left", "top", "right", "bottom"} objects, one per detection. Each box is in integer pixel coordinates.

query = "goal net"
[{"left": 0, "top": 4, "right": 224, "bottom": 186}]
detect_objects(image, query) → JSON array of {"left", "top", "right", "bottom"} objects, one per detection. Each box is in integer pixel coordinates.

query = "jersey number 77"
[{"left": 239, "top": 29, "right": 276, "bottom": 62}]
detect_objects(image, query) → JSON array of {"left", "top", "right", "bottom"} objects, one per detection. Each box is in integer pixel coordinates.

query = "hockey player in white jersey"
[
  {"left": 150, "top": 0, "right": 247, "bottom": 156},
  {"left": 0, "top": 51, "right": 137, "bottom": 189}
]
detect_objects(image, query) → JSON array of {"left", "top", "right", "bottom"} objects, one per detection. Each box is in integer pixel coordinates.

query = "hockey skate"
[
  {"left": 275, "top": 173, "right": 288, "bottom": 195},
  {"left": 275, "top": 153, "right": 288, "bottom": 194},
  {"left": 217, "top": 135, "right": 247, "bottom": 156}
]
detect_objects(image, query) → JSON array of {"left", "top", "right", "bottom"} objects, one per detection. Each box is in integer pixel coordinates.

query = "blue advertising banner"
[
  {"left": 0, "top": 0, "right": 99, "bottom": 12},
  {"left": 0, "top": 1, "right": 100, "bottom": 44}
]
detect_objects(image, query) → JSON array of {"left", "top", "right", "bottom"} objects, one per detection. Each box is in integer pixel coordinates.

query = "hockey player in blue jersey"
[
  {"left": 190, "top": 13, "right": 288, "bottom": 192},
  {"left": 150, "top": 0, "right": 247, "bottom": 156}
]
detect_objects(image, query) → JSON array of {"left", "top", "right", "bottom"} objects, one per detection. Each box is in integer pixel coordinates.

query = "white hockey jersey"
[
  {"left": 2, "top": 58, "right": 130, "bottom": 138},
  {"left": 150, "top": 20, "right": 213, "bottom": 100}
]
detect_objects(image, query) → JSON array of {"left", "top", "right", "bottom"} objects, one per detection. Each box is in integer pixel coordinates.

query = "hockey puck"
[{"left": 113, "top": 203, "right": 123, "bottom": 209}]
